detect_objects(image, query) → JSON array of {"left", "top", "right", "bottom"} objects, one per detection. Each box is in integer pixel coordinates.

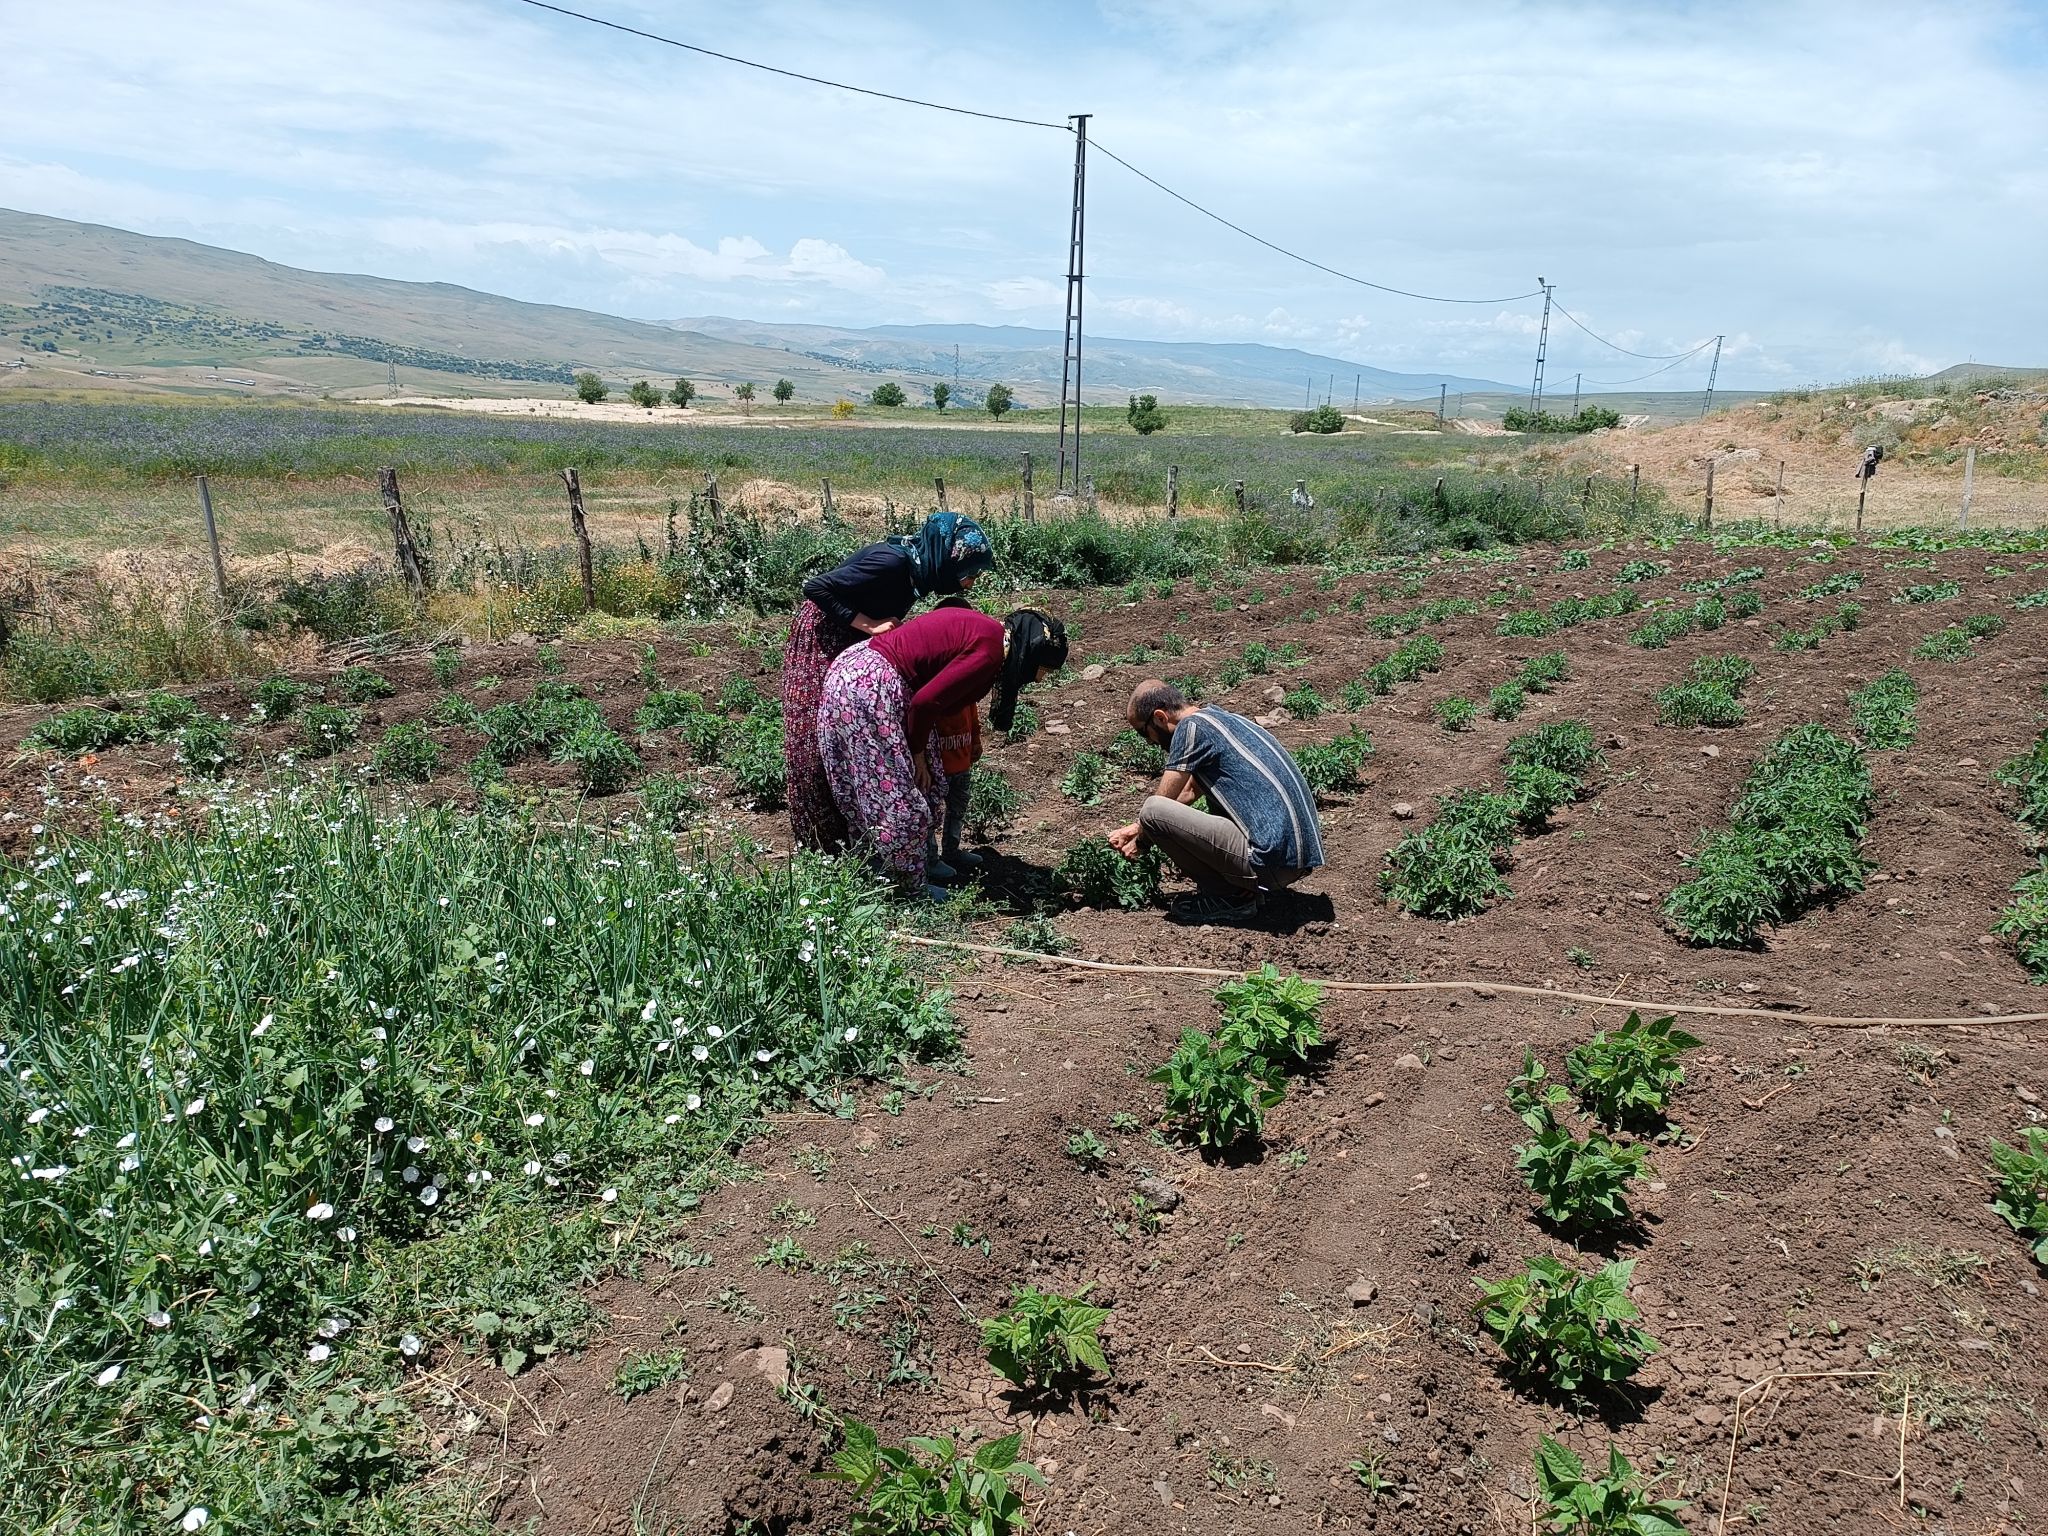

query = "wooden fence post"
[
  {"left": 562, "top": 467, "right": 595, "bottom": 612},
  {"left": 1166, "top": 464, "right": 1179, "bottom": 520},
  {"left": 377, "top": 467, "right": 428, "bottom": 599},
  {"left": 1630, "top": 463, "right": 1641, "bottom": 520},
  {"left": 1773, "top": 460, "right": 1785, "bottom": 527},
  {"left": 1961, "top": 446, "right": 1975, "bottom": 530},
  {"left": 1702, "top": 459, "right": 1715, "bottom": 529},
  {"left": 821, "top": 477, "right": 835, "bottom": 518},
  {"left": 706, "top": 472, "right": 721, "bottom": 518},
  {"left": 1855, "top": 474, "right": 1867, "bottom": 537},
  {"left": 1234, "top": 480, "right": 1247, "bottom": 517},
  {"left": 1021, "top": 451, "right": 1034, "bottom": 522},
  {"left": 1581, "top": 475, "right": 1593, "bottom": 517},
  {"left": 934, "top": 475, "right": 948, "bottom": 512},
  {"left": 195, "top": 474, "right": 228, "bottom": 612},
  {"left": 1433, "top": 476, "right": 1446, "bottom": 511}
]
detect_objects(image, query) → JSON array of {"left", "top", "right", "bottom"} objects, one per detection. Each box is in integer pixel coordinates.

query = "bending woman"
[
  {"left": 782, "top": 512, "right": 995, "bottom": 852},
  {"left": 818, "top": 607, "right": 1067, "bottom": 897}
]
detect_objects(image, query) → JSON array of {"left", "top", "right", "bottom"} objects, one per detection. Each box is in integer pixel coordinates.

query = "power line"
[
  {"left": 1089, "top": 139, "right": 1545, "bottom": 306},
  {"left": 1551, "top": 299, "right": 1701, "bottom": 360},
  {"left": 510, "top": 0, "right": 1068, "bottom": 130},
  {"left": 1577, "top": 338, "right": 1719, "bottom": 387}
]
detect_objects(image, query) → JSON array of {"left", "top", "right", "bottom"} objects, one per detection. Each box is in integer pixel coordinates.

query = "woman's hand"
[
  {"left": 913, "top": 753, "right": 933, "bottom": 792},
  {"left": 851, "top": 613, "right": 898, "bottom": 636}
]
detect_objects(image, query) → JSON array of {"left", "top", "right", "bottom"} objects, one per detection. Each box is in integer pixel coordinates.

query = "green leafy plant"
[
  {"left": 298, "top": 703, "right": 361, "bottom": 757},
  {"left": 724, "top": 713, "right": 787, "bottom": 808},
  {"left": 1510, "top": 1050, "right": 1649, "bottom": 1231},
  {"left": 1801, "top": 571, "right": 1863, "bottom": 600},
  {"left": 252, "top": 674, "right": 311, "bottom": 722},
  {"left": 1061, "top": 751, "right": 1111, "bottom": 805},
  {"left": 1004, "top": 701, "right": 1041, "bottom": 743},
  {"left": 1915, "top": 615, "right": 2005, "bottom": 660},
  {"left": 963, "top": 766, "right": 1024, "bottom": 841},
  {"left": 431, "top": 644, "right": 462, "bottom": 685},
  {"left": 1774, "top": 601, "right": 1863, "bottom": 651},
  {"left": 640, "top": 771, "right": 702, "bottom": 827},
  {"left": 1995, "top": 861, "right": 2048, "bottom": 979},
  {"left": 1282, "top": 682, "right": 1326, "bottom": 719},
  {"left": 1894, "top": 580, "right": 1961, "bottom": 604},
  {"left": 1381, "top": 790, "right": 1517, "bottom": 918},
  {"left": 1488, "top": 681, "right": 1529, "bottom": 720},
  {"left": 613, "top": 1346, "right": 690, "bottom": 1400},
  {"left": 1473, "top": 1255, "right": 1658, "bottom": 1397},
  {"left": 372, "top": 722, "right": 441, "bottom": 783},
  {"left": 1064, "top": 1129, "right": 1110, "bottom": 1171},
  {"left": 1057, "top": 836, "right": 1164, "bottom": 910},
  {"left": 176, "top": 715, "right": 237, "bottom": 776},
  {"left": 1292, "top": 727, "right": 1373, "bottom": 798},
  {"left": 1533, "top": 1436, "right": 1690, "bottom": 1535},
  {"left": 1149, "top": 1028, "right": 1284, "bottom": 1148},
  {"left": 980, "top": 1285, "right": 1111, "bottom": 1389},
  {"left": 334, "top": 666, "right": 396, "bottom": 703},
  {"left": 1435, "top": 695, "right": 1478, "bottom": 732},
  {"left": 1520, "top": 651, "right": 1569, "bottom": 691},
  {"left": 1214, "top": 964, "right": 1323, "bottom": 1069},
  {"left": 1989, "top": 1128, "right": 2048, "bottom": 1265},
  {"left": 1614, "top": 560, "right": 1668, "bottom": 583},
  {"left": 552, "top": 722, "right": 640, "bottom": 795},
  {"left": 1848, "top": 668, "right": 1919, "bottom": 749},
  {"left": 823, "top": 1420, "right": 1042, "bottom": 1536},
  {"left": 1727, "top": 587, "right": 1763, "bottom": 619},
  {"left": 1554, "top": 549, "right": 1592, "bottom": 572},
  {"left": 25, "top": 706, "right": 132, "bottom": 753},
  {"left": 1628, "top": 610, "right": 1695, "bottom": 650},
  {"left": 1655, "top": 654, "right": 1753, "bottom": 728},
  {"left": 1565, "top": 1013, "right": 1701, "bottom": 1130},
  {"left": 1105, "top": 728, "right": 1166, "bottom": 776}
]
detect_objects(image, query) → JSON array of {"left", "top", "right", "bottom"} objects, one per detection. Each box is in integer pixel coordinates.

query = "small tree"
[
  {"left": 667, "top": 377, "right": 695, "bottom": 408},
  {"left": 772, "top": 378, "right": 795, "bottom": 402},
  {"left": 1288, "top": 404, "right": 1344, "bottom": 434},
  {"left": 832, "top": 399, "right": 856, "bottom": 419},
  {"left": 871, "top": 381, "right": 907, "bottom": 408},
  {"left": 1127, "top": 392, "right": 1167, "bottom": 434},
  {"left": 626, "top": 379, "right": 661, "bottom": 409},
  {"left": 734, "top": 382, "right": 756, "bottom": 409},
  {"left": 933, "top": 381, "right": 952, "bottom": 412},
  {"left": 985, "top": 382, "right": 1014, "bottom": 419},
  {"left": 574, "top": 371, "right": 607, "bottom": 404}
]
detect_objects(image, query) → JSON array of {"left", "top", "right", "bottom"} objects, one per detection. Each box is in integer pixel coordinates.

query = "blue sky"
[{"left": 5, "top": 0, "right": 2045, "bottom": 390}]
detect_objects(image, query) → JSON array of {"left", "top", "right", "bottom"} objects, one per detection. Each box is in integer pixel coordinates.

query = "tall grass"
[{"left": 0, "top": 786, "right": 951, "bottom": 1532}]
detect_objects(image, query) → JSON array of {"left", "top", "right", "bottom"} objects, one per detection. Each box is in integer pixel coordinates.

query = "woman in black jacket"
[{"left": 781, "top": 512, "right": 994, "bottom": 851}]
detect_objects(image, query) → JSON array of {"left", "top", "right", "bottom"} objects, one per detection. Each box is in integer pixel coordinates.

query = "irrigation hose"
[{"left": 889, "top": 933, "right": 2048, "bottom": 1033}]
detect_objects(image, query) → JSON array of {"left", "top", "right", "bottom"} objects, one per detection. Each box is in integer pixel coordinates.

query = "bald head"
[{"left": 1127, "top": 678, "right": 1190, "bottom": 742}]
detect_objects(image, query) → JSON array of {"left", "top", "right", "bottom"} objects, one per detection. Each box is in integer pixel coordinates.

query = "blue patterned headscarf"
[{"left": 893, "top": 512, "right": 994, "bottom": 597}]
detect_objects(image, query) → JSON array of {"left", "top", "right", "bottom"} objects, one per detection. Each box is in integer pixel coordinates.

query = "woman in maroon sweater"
[{"left": 817, "top": 605, "right": 1066, "bottom": 896}]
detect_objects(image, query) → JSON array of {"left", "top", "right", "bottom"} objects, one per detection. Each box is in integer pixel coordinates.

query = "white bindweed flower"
[
  {"left": 406, "top": 1136, "right": 427, "bottom": 1153},
  {"left": 578, "top": 1059, "right": 594, "bottom": 1077},
  {"left": 307, "top": 1342, "right": 331, "bottom": 1362},
  {"left": 399, "top": 1333, "right": 422, "bottom": 1357},
  {"left": 179, "top": 1507, "right": 210, "bottom": 1532},
  {"left": 306, "top": 1201, "right": 334, "bottom": 1221},
  {"left": 599, "top": 1187, "right": 618, "bottom": 1203},
  {"left": 374, "top": 1117, "right": 393, "bottom": 1133},
  {"left": 755, "top": 1049, "right": 776, "bottom": 1063},
  {"left": 543, "top": 915, "right": 556, "bottom": 928},
  {"left": 402, "top": 1166, "right": 420, "bottom": 1183},
  {"left": 706, "top": 1025, "right": 724, "bottom": 1040},
  {"left": 116, "top": 1132, "right": 137, "bottom": 1149},
  {"left": 523, "top": 1160, "right": 541, "bottom": 1176},
  {"left": 524, "top": 1113, "right": 544, "bottom": 1127},
  {"left": 640, "top": 999, "right": 657, "bottom": 1022},
  {"left": 146, "top": 1310, "right": 171, "bottom": 1329},
  {"left": 317, "top": 1317, "right": 348, "bottom": 1337},
  {"left": 120, "top": 1154, "right": 140, "bottom": 1173},
  {"left": 663, "top": 1114, "right": 680, "bottom": 1125},
  {"left": 27, "top": 1107, "right": 48, "bottom": 1125},
  {"left": 686, "top": 1093, "right": 702, "bottom": 1111},
  {"left": 253, "top": 1014, "right": 273, "bottom": 1037},
  {"left": 691, "top": 1045, "right": 709, "bottom": 1062},
  {"left": 338, "top": 1226, "right": 357, "bottom": 1242},
  {"left": 95, "top": 1364, "right": 122, "bottom": 1387},
  {"left": 843, "top": 1027, "right": 859, "bottom": 1043},
  {"left": 183, "top": 1097, "right": 205, "bottom": 1117},
  {"left": 419, "top": 1186, "right": 439, "bottom": 1207}
]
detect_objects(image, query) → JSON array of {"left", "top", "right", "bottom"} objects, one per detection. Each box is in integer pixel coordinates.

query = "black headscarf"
[
  {"left": 887, "top": 512, "right": 995, "bottom": 597},
  {"left": 989, "top": 609, "right": 1068, "bottom": 731}
]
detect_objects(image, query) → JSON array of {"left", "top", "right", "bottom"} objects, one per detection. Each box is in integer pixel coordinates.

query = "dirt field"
[{"left": 6, "top": 539, "right": 2047, "bottom": 1534}]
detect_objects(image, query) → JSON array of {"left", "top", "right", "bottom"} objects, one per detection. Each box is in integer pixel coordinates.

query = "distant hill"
[{"left": 671, "top": 316, "right": 1513, "bottom": 407}]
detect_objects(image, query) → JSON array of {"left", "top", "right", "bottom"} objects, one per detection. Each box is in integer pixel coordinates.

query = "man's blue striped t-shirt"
[{"left": 1164, "top": 708, "right": 1325, "bottom": 871}]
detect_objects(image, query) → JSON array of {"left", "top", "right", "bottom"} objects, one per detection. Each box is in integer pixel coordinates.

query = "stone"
[
  {"left": 1394, "top": 1053, "right": 1425, "bottom": 1071},
  {"left": 704, "top": 1381, "right": 734, "bottom": 1413},
  {"left": 1346, "top": 1279, "right": 1379, "bottom": 1307},
  {"left": 1700, "top": 745, "right": 1721, "bottom": 758},
  {"left": 1390, "top": 801, "right": 1417, "bottom": 820},
  {"left": 1044, "top": 722, "right": 1071, "bottom": 735},
  {"left": 2018, "top": 1086, "right": 2040, "bottom": 1105},
  {"left": 1263, "top": 684, "right": 1288, "bottom": 705},
  {"left": 731, "top": 1346, "right": 792, "bottom": 1388},
  {"left": 1134, "top": 1175, "right": 1181, "bottom": 1212},
  {"left": 1080, "top": 663, "right": 1107, "bottom": 682}
]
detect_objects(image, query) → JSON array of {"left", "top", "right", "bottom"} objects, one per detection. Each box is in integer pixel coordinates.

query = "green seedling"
[
  {"left": 1655, "top": 654, "right": 1754, "bottom": 729},
  {"left": 1435, "top": 695, "right": 1478, "bottom": 732},
  {"left": 1533, "top": 1436, "right": 1690, "bottom": 1535},
  {"left": 1064, "top": 1129, "right": 1110, "bottom": 1171},
  {"left": 823, "top": 1420, "right": 1042, "bottom": 1536},
  {"left": 1057, "top": 837, "right": 1165, "bottom": 910},
  {"left": 1292, "top": 728, "right": 1374, "bottom": 798},
  {"left": 1566, "top": 1013, "right": 1701, "bottom": 1130},
  {"left": 1488, "top": 681, "right": 1529, "bottom": 720},
  {"left": 1848, "top": 668, "right": 1919, "bottom": 750},
  {"left": 334, "top": 666, "right": 396, "bottom": 702},
  {"left": 980, "top": 1285, "right": 1111, "bottom": 1390},
  {"left": 298, "top": 703, "right": 361, "bottom": 758},
  {"left": 372, "top": 722, "right": 441, "bottom": 783},
  {"left": 1061, "top": 752, "right": 1111, "bottom": 805},
  {"left": 1282, "top": 683, "right": 1326, "bottom": 719},
  {"left": 963, "top": 767, "right": 1024, "bottom": 841},
  {"left": 1988, "top": 1128, "right": 2048, "bottom": 1265},
  {"left": 1214, "top": 965, "right": 1324, "bottom": 1069},
  {"left": 1473, "top": 1255, "right": 1658, "bottom": 1397},
  {"left": 1510, "top": 1050, "right": 1649, "bottom": 1231},
  {"left": 1149, "top": 1028, "right": 1283, "bottom": 1148},
  {"left": 613, "top": 1346, "right": 690, "bottom": 1400}
]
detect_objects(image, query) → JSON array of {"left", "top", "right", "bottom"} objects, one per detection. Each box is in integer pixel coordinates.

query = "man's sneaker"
[
  {"left": 926, "top": 856, "right": 959, "bottom": 885},
  {"left": 948, "top": 847, "right": 986, "bottom": 871},
  {"left": 1169, "top": 890, "right": 1260, "bottom": 924}
]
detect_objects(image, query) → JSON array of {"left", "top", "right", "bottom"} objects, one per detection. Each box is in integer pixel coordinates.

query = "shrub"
[
  {"left": 1510, "top": 1051, "right": 1648, "bottom": 1232},
  {"left": 1149, "top": 1029, "right": 1284, "bottom": 1148},
  {"left": 552, "top": 723, "right": 640, "bottom": 795},
  {"left": 252, "top": 675, "right": 312, "bottom": 722},
  {"left": 870, "top": 382, "right": 907, "bottom": 408},
  {"left": 1060, "top": 752, "right": 1111, "bottom": 805},
  {"left": 1214, "top": 965, "right": 1323, "bottom": 1068},
  {"left": 372, "top": 722, "right": 441, "bottom": 783},
  {"left": 1057, "top": 836, "right": 1164, "bottom": 910},
  {"left": 1488, "top": 681, "right": 1528, "bottom": 721},
  {"left": 1126, "top": 393, "right": 1168, "bottom": 434},
  {"left": 176, "top": 716, "right": 237, "bottom": 776},
  {"left": 640, "top": 772, "right": 702, "bottom": 827},
  {"left": 1291, "top": 727, "right": 1373, "bottom": 798},
  {"left": 1472, "top": 1255, "right": 1658, "bottom": 1397},
  {"left": 298, "top": 704, "right": 361, "bottom": 757},
  {"left": 1532, "top": 1437, "right": 1690, "bottom": 1536},
  {"left": 773, "top": 378, "right": 795, "bottom": 403},
  {"left": 1989, "top": 1128, "right": 2048, "bottom": 1265},
  {"left": 824, "top": 1420, "right": 1041, "bottom": 1536},
  {"left": 963, "top": 767, "right": 1024, "bottom": 841},
  {"left": 981, "top": 1286, "right": 1111, "bottom": 1390},
  {"left": 335, "top": 666, "right": 395, "bottom": 703},
  {"left": 1435, "top": 696, "right": 1478, "bottom": 732},
  {"left": 1288, "top": 404, "right": 1344, "bottom": 434},
  {"left": 724, "top": 714, "right": 786, "bottom": 808},
  {"left": 3, "top": 634, "right": 127, "bottom": 702},
  {"left": 573, "top": 371, "right": 607, "bottom": 403},
  {"left": 667, "top": 378, "right": 696, "bottom": 408},
  {"left": 985, "top": 383, "right": 1014, "bottom": 418},
  {"left": 626, "top": 380, "right": 662, "bottom": 409},
  {"left": 1565, "top": 1013, "right": 1701, "bottom": 1130},
  {"left": 930, "top": 381, "right": 949, "bottom": 411},
  {"left": 1848, "top": 668, "right": 1918, "bottom": 749}
]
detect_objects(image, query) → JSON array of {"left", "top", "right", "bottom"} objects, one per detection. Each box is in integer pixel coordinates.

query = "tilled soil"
[{"left": 7, "top": 540, "right": 2048, "bottom": 1533}]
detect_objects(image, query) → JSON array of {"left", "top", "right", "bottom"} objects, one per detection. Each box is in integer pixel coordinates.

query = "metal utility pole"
[
  {"left": 1055, "top": 114, "right": 1091, "bottom": 495},
  {"left": 953, "top": 344, "right": 960, "bottom": 391},
  {"left": 1437, "top": 383, "right": 1447, "bottom": 429},
  {"left": 1304, "top": 374, "right": 1312, "bottom": 408},
  {"left": 1700, "top": 334, "right": 1724, "bottom": 420},
  {"left": 387, "top": 358, "right": 398, "bottom": 395},
  {"left": 1572, "top": 373, "right": 1581, "bottom": 415},
  {"left": 1353, "top": 374, "right": 1360, "bottom": 410},
  {"left": 1528, "top": 278, "right": 1553, "bottom": 416}
]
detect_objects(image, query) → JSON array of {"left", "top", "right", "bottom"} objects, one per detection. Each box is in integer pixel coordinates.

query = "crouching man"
[{"left": 1106, "top": 678, "right": 1325, "bottom": 923}]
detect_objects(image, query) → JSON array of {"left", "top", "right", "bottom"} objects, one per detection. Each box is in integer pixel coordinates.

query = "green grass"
[{"left": 0, "top": 787, "right": 952, "bottom": 1534}]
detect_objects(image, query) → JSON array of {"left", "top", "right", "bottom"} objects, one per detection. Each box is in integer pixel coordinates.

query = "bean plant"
[
  {"left": 1989, "top": 1128, "right": 2048, "bottom": 1265},
  {"left": 980, "top": 1285, "right": 1111, "bottom": 1390},
  {"left": 1149, "top": 1029, "right": 1284, "bottom": 1148},
  {"left": 1473, "top": 1255, "right": 1658, "bottom": 1397},
  {"left": 824, "top": 1422, "right": 1042, "bottom": 1536},
  {"left": 1533, "top": 1436, "right": 1690, "bottom": 1535},
  {"left": 1509, "top": 1050, "right": 1649, "bottom": 1231}
]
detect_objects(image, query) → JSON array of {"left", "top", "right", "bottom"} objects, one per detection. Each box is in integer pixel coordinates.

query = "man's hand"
[
  {"left": 851, "top": 613, "right": 898, "bottom": 636},
  {"left": 1107, "top": 821, "right": 1144, "bottom": 859}
]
